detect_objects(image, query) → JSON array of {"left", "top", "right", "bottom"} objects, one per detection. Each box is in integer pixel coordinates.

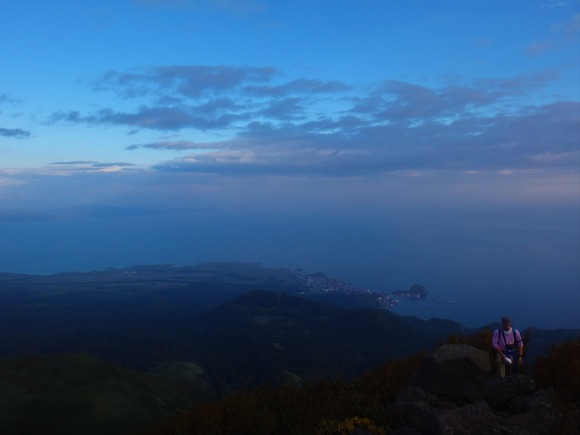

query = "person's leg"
[
  {"left": 496, "top": 353, "right": 505, "bottom": 377},
  {"left": 507, "top": 349, "right": 517, "bottom": 375}
]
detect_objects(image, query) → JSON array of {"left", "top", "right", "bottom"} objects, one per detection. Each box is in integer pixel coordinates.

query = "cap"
[{"left": 501, "top": 316, "right": 511, "bottom": 325}]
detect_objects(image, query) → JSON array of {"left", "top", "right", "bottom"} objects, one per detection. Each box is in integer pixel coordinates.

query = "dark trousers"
[{"left": 496, "top": 347, "right": 518, "bottom": 377}]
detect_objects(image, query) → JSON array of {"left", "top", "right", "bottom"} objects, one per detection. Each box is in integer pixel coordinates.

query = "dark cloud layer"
[
  {"left": 0, "top": 127, "right": 31, "bottom": 139},
  {"left": 52, "top": 65, "right": 351, "bottom": 131},
  {"left": 244, "top": 79, "right": 351, "bottom": 97},
  {"left": 150, "top": 100, "right": 580, "bottom": 176},
  {"left": 94, "top": 65, "right": 278, "bottom": 98}
]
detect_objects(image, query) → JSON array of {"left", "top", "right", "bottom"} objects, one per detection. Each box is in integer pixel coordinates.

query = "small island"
[{"left": 392, "top": 284, "right": 428, "bottom": 300}]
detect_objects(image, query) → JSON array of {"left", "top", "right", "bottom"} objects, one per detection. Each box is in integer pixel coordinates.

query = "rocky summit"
[{"left": 387, "top": 344, "right": 579, "bottom": 434}]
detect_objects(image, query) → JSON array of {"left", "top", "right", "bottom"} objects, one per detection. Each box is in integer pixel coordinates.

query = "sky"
[{"left": 1, "top": 0, "right": 579, "bottom": 329}]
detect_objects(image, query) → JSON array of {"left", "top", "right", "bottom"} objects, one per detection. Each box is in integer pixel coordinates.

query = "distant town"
[{"left": 295, "top": 270, "right": 427, "bottom": 309}]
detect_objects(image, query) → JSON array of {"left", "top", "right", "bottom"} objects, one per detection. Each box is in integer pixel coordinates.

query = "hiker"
[{"left": 492, "top": 316, "right": 523, "bottom": 377}]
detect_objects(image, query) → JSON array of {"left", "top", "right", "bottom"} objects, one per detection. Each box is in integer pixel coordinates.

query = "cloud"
[
  {"left": 127, "top": 140, "right": 224, "bottom": 151},
  {"left": 528, "top": 151, "right": 580, "bottom": 164},
  {"left": 80, "top": 68, "right": 558, "bottom": 135},
  {"left": 94, "top": 65, "right": 278, "bottom": 99},
  {"left": 527, "top": 41, "right": 554, "bottom": 55},
  {"left": 541, "top": 0, "right": 573, "bottom": 7},
  {"left": 49, "top": 65, "right": 577, "bottom": 178},
  {"left": 528, "top": 13, "right": 580, "bottom": 55},
  {"left": 552, "top": 13, "right": 580, "bottom": 36},
  {"left": 244, "top": 79, "right": 351, "bottom": 97},
  {"left": 260, "top": 97, "right": 306, "bottom": 120},
  {"left": 150, "top": 100, "right": 580, "bottom": 176},
  {"left": 0, "top": 127, "right": 31, "bottom": 139},
  {"left": 0, "top": 92, "right": 22, "bottom": 105},
  {"left": 52, "top": 105, "right": 249, "bottom": 131},
  {"left": 49, "top": 160, "right": 99, "bottom": 165},
  {"left": 46, "top": 161, "right": 136, "bottom": 174},
  {"left": 97, "top": 106, "right": 226, "bottom": 130},
  {"left": 55, "top": 66, "right": 351, "bottom": 131},
  {"left": 350, "top": 73, "right": 560, "bottom": 123}
]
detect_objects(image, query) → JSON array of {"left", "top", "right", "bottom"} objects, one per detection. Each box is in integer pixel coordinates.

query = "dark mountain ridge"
[{"left": 0, "top": 262, "right": 577, "bottom": 370}]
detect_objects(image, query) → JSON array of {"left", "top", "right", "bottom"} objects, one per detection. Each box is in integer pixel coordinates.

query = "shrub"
[
  {"left": 443, "top": 329, "right": 494, "bottom": 352},
  {"left": 144, "top": 353, "right": 426, "bottom": 434},
  {"left": 316, "top": 416, "right": 387, "bottom": 435},
  {"left": 534, "top": 339, "right": 580, "bottom": 401}
]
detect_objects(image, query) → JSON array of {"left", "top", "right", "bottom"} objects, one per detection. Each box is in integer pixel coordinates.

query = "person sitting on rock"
[{"left": 492, "top": 316, "right": 523, "bottom": 377}]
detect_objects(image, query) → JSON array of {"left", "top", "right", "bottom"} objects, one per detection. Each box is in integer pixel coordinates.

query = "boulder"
[
  {"left": 388, "top": 399, "right": 509, "bottom": 434},
  {"left": 503, "top": 409, "right": 563, "bottom": 434},
  {"left": 396, "top": 386, "right": 453, "bottom": 410},
  {"left": 506, "top": 388, "right": 556, "bottom": 415},
  {"left": 438, "top": 401, "right": 507, "bottom": 435},
  {"left": 408, "top": 344, "right": 491, "bottom": 403},
  {"left": 388, "top": 400, "right": 445, "bottom": 434},
  {"left": 387, "top": 344, "right": 574, "bottom": 435},
  {"left": 484, "top": 375, "right": 536, "bottom": 411}
]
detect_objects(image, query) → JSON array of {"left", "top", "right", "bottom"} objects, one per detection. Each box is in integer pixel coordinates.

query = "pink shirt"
[{"left": 492, "top": 328, "right": 523, "bottom": 351}]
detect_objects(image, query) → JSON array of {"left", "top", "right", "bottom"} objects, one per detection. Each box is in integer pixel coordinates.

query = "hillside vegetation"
[
  {"left": 146, "top": 353, "right": 426, "bottom": 435},
  {"left": 0, "top": 263, "right": 578, "bottom": 434},
  {"left": 0, "top": 354, "right": 211, "bottom": 435},
  {"left": 146, "top": 336, "right": 580, "bottom": 435}
]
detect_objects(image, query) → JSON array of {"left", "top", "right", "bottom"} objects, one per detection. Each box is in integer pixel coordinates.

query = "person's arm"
[
  {"left": 516, "top": 330, "right": 524, "bottom": 364},
  {"left": 492, "top": 330, "right": 506, "bottom": 358}
]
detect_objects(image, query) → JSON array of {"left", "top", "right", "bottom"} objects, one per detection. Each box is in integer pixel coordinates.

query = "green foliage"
[
  {"left": 534, "top": 339, "right": 580, "bottom": 401},
  {"left": 145, "top": 353, "right": 426, "bottom": 435}
]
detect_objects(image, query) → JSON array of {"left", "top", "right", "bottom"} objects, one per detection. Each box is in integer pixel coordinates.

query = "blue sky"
[{"left": 1, "top": 0, "right": 579, "bottom": 328}]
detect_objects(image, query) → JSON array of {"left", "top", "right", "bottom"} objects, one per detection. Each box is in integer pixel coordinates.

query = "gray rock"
[
  {"left": 485, "top": 375, "right": 536, "bottom": 411},
  {"left": 409, "top": 344, "right": 492, "bottom": 403},
  {"left": 503, "top": 409, "right": 562, "bottom": 434},
  {"left": 437, "top": 401, "right": 509, "bottom": 435},
  {"left": 388, "top": 400, "right": 443, "bottom": 434},
  {"left": 505, "top": 388, "right": 556, "bottom": 414},
  {"left": 397, "top": 386, "right": 454, "bottom": 410},
  {"left": 388, "top": 344, "right": 570, "bottom": 435},
  {"left": 389, "top": 399, "right": 512, "bottom": 434},
  {"left": 558, "top": 407, "right": 580, "bottom": 434}
]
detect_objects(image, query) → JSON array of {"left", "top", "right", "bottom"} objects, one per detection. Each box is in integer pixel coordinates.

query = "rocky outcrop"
[
  {"left": 406, "top": 344, "right": 491, "bottom": 403},
  {"left": 387, "top": 344, "right": 579, "bottom": 434}
]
